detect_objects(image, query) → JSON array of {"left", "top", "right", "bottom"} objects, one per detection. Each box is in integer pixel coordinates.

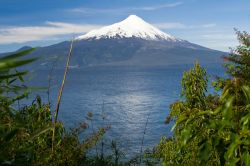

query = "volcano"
[{"left": 3, "top": 15, "right": 225, "bottom": 69}]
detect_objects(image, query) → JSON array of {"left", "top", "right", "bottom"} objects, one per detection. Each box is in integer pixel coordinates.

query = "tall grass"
[{"left": 52, "top": 38, "right": 74, "bottom": 152}]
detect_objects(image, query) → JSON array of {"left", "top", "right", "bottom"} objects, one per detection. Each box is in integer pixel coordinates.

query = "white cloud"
[
  {"left": 0, "top": 20, "right": 218, "bottom": 45},
  {"left": 154, "top": 22, "right": 187, "bottom": 29},
  {"left": 177, "top": 29, "right": 238, "bottom": 51},
  {"left": 154, "top": 22, "right": 217, "bottom": 30},
  {"left": 135, "top": 2, "right": 183, "bottom": 11},
  {"left": 201, "top": 34, "right": 235, "bottom": 40},
  {"left": 198, "top": 38, "right": 237, "bottom": 51},
  {"left": 0, "top": 22, "right": 102, "bottom": 44},
  {"left": 202, "top": 23, "right": 217, "bottom": 28},
  {"left": 68, "top": 2, "right": 183, "bottom": 14}
]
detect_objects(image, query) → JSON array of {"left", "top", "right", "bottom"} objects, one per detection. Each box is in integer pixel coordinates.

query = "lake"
[{"left": 25, "top": 63, "right": 225, "bottom": 157}]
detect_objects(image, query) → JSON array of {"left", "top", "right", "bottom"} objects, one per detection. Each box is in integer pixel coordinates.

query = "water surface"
[{"left": 26, "top": 64, "right": 225, "bottom": 156}]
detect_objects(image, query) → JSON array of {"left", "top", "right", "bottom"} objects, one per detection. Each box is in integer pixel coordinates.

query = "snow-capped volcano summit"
[{"left": 77, "top": 15, "right": 179, "bottom": 41}]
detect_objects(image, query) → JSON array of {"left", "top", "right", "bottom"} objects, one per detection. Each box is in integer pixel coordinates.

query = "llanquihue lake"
[{"left": 26, "top": 64, "right": 225, "bottom": 157}]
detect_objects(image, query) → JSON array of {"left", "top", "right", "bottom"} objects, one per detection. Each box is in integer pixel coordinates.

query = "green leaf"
[
  {"left": 8, "top": 78, "right": 17, "bottom": 84},
  {"left": 29, "top": 126, "right": 53, "bottom": 140},
  {"left": 199, "top": 142, "right": 212, "bottom": 162},
  {"left": 181, "top": 128, "right": 192, "bottom": 145},
  {"left": 226, "top": 157, "right": 240, "bottom": 166},
  {"left": 225, "top": 134, "right": 239, "bottom": 160},
  {"left": 11, "top": 93, "right": 29, "bottom": 103},
  {"left": 15, "top": 69, "right": 25, "bottom": 82},
  {"left": 222, "top": 96, "right": 234, "bottom": 121},
  {"left": 0, "top": 58, "right": 37, "bottom": 70},
  {"left": 242, "top": 152, "right": 250, "bottom": 166},
  {"left": 242, "top": 85, "right": 250, "bottom": 103},
  {"left": 0, "top": 71, "right": 28, "bottom": 80},
  {"left": 4, "top": 128, "right": 19, "bottom": 141},
  {"left": 0, "top": 48, "right": 35, "bottom": 61}
]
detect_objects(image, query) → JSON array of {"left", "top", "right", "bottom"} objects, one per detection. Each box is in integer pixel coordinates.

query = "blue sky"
[{"left": 0, "top": 0, "right": 249, "bottom": 52}]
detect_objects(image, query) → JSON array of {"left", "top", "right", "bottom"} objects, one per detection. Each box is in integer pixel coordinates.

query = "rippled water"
[{"left": 26, "top": 64, "right": 225, "bottom": 156}]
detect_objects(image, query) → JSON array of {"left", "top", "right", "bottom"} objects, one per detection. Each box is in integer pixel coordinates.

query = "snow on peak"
[{"left": 76, "top": 15, "right": 179, "bottom": 41}]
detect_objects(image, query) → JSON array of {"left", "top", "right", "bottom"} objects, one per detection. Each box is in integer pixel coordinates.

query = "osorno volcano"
[{"left": 12, "top": 15, "right": 225, "bottom": 68}]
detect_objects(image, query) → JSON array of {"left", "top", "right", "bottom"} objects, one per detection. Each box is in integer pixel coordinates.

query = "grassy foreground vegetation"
[
  {"left": 0, "top": 47, "right": 123, "bottom": 165},
  {"left": 0, "top": 31, "right": 249, "bottom": 165}
]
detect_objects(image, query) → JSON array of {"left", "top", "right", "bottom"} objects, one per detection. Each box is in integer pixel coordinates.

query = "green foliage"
[
  {"left": 155, "top": 31, "right": 250, "bottom": 166},
  {"left": 0, "top": 49, "right": 125, "bottom": 165},
  {"left": 0, "top": 48, "right": 35, "bottom": 104},
  {"left": 224, "top": 30, "right": 250, "bottom": 82},
  {"left": 157, "top": 62, "right": 220, "bottom": 166},
  {"left": 181, "top": 62, "right": 208, "bottom": 109}
]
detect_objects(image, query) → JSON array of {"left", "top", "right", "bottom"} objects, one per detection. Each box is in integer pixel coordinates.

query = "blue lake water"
[{"left": 25, "top": 64, "right": 225, "bottom": 157}]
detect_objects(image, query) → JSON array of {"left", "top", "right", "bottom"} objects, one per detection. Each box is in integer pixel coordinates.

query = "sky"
[{"left": 0, "top": 0, "right": 249, "bottom": 53}]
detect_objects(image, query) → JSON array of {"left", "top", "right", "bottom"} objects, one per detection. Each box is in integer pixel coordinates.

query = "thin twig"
[
  {"left": 47, "top": 57, "right": 59, "bottom": 105},
  {"left": 100, "top": 100, "right": 105, "bottom": 159},
  {"left": 139, "top": 112, "right": 150, "bottom": 165},
  {"left": 52, "top": 38, "right": 74, "bottom": 152},
  {"left": 90, "top": 115, "right": 99, "bottom": 157},
  {"left": 17, "top": 99, "right": 20, "bottom": 111}
]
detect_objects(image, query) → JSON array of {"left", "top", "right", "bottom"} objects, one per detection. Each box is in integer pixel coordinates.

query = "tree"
[{"left": 156, "top": 31, "right": 250, "bottom": 166}]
